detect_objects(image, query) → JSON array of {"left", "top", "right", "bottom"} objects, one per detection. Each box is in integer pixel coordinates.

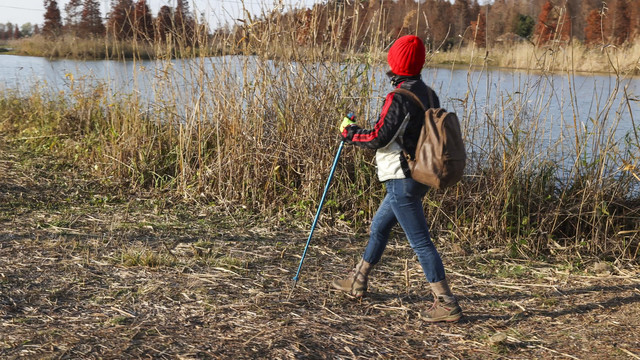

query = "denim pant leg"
[
  {"left": 363, "top": 178, "right": 446, "bottom": 283},
  {"left": 362, "top": 193, "right": 397, "bottom": 265}
]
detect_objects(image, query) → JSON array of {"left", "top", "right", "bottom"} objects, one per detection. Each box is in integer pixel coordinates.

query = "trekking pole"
[{"left": 289, "top": 141, "right": 344, "bottom": 299}]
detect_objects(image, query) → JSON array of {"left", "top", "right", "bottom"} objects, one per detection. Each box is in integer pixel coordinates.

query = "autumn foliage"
[
  {"left": 470, "top": 12, "right": 486, "bottom": 48},
  {"left": 584, "top": 9, "right": 603, "bottom": 46},
  {"left": 42, "top": 0, "right": 63, "bottom": 38},
  {"left": 533, "top": 1, "right": 571, "bottom": 45},
  {"left": 24, "top": 0, "right": 640, "bottom": 50}
]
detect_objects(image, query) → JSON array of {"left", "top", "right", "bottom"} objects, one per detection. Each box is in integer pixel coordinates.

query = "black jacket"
[{"left": 341, "top": 74, "right": 440, "bottom": 180}]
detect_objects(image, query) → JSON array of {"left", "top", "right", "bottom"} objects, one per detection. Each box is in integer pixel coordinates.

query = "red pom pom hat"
[{"left": 387, "top": 35, "right": 426, "bottom": 76}]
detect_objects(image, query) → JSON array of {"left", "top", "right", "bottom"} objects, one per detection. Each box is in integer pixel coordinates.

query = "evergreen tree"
[
  {"left": 64, "top": 0, "right": 83, "bottom": 34},
  {"left": 155, "top": 5, "right": 173, "bottom": 43},
  {"left": 175, "top": 0, "right": 195, "bottom": 45},
  {"left": 515, "top": 14, "right": 535, "bottom": 39},
  {"left": 13, "top": 25, "right": 21, "bottom": 39},
  {"left": 43, "top": 0, "right": 63, "bottom": 38},
  {"left": 79, "top": 0, "right": 105, "bottom": 37},
  {"left": 107, "top": 0, "right": 134, "bottom": 40},
  {"left": 133, "top": 0, "right": 154, "bottom": 41}
]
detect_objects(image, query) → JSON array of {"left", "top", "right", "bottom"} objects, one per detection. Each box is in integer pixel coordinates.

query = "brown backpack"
[{"left": 392, "top": 88, "right": 466, "bottom": 189}]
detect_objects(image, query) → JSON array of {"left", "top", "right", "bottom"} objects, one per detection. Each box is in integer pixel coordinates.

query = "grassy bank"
[{"left": 426, "top": 39, "right": 640, "bottom": 75}]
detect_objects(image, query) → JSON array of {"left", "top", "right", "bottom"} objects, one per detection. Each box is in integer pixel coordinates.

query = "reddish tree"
[
  {"left": 33, "top": 24, "right": 41, "bottom": 36},
  {"left": 79, "top": 0, "right": 105, "bottom": 37},
  {"left": 133, "top": 0, "right": 154, "bottom": 41},
  {"left": 612, "top": 0, "right": 631, "bottom": 45},
  {"left": 43, "top": 0, "right": 63, "bottom": 38},
  {"left": 534, "top": 1, "right": 571, "bottom": 45},
  {"left": 584, "top": 8, "right": 604, "bottom": 46},
  {"left": 453, "top": 0, "right": 471, "bottom": 39},
  {"left": 107, "top": 0, "right": 134, "bottom": 40},
  {"left": 424, "top": 0, "right": 452, "bottom": 50},
  {"left": 13, "top": 25, "right": 20, "bottom": 39},
  {"left": 534, "top": 1, "right": 554, "bottom": 45},
  {"left": 558, "top": 7, "right": 572, "bottom": 41},
  {"left": 470, "top": 11, "right": 487, "bottom": 47},
  {"left": 633, "top": 0, "right": 640, "bottom": 38}
]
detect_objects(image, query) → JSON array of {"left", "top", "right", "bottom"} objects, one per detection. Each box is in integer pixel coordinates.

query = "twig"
[
  {"left": 7, "top": 134, "right": 70, "bottom": 141},
  {"left": 162, "top": 241, "right": 179, "bottom": 261},
  {"left": 618, "top": 347, "right": 640, "bottom": 359},
  {"left": 110, "top": 306, "right": 136, "bottom": 318},
  {"left": 536, "top": 344, "right": 581, "bottom": 359}
]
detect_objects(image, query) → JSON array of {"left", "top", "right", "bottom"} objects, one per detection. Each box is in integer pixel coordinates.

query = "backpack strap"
[
  {"left": 392, "top": 88, "right": 426, "bottom": 111},
  {"left": 390, "top": 87, "right": 430, "bottom": 160}
]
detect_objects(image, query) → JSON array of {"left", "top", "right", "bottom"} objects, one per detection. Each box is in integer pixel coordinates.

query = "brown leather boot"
[
  {"left": 331, "top": 259, "right": 372, "bottom": 297},
  {"left": 421, "top": 279, "right": 462, "bottom": 322}
]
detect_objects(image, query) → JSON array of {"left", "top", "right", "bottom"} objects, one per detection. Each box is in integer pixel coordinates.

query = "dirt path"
[{"left": 1, "top": 138, "right": 639, "bottom": 359}]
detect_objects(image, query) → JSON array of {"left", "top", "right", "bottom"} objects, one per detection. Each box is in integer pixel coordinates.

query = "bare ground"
[{"left": 1, "top": 138, "right": 639, "bottom": 360}]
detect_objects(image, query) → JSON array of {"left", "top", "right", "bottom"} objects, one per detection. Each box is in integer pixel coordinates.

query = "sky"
[{"left": 0, "top": 0, "right": 321, "bottom": 30}]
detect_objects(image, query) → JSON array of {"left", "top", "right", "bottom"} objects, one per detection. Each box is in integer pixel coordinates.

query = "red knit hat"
[{"left": 387, "top": 35, "right": 426, "bottom": 76}]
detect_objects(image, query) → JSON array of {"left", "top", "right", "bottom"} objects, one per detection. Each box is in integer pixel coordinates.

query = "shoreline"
[{"left": 1, "top": 50, "right": 638, "bottom": 78}]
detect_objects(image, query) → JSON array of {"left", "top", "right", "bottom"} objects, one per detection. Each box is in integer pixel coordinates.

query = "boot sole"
[
  {"left": 330, "top": 281, "right": 366, "bottom": 297},
  {"left": 422, "top": 313, "right": 463, "bottom": 323}
]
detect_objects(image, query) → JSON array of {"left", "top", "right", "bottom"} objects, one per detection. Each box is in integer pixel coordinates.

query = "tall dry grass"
[
  {"left": 429, "top": 39, "right": 640, "bottom": 75},
  {"left": 1, "top": 8, "right": 638, "bottom": 260}
]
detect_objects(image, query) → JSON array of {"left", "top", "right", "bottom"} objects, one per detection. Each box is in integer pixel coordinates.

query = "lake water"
[{"left": 1, "top": 54, "right": 638, "bottom": 172}]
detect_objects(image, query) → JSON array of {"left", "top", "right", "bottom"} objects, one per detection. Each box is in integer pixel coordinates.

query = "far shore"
[{"left": 1, "top": 38, "right": 639, "bottom": 77}]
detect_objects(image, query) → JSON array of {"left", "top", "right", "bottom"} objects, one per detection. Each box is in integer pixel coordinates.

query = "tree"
[
  {"left": 584, "top": 8, "right": 604, "bottom": 46},
  {"left": 79, "top": 0, "right": 105, "bottom": 37},
  {"left": 633, "top": 0, "right": 640, "bottom": 39},
  {"left": 107, "top": 0, "right": 134, "bottom": 40},
  {"left": 175, "top": 0, "right": 195, "bottom": 45},
  {"left": 486, "top": 0, "right": 516, "bottom": 46},
  {"left": 3, "top": 22, "right": 13, "bottom": 40},
  {"left": 534, "top": 1, "right": 554, "bottom": 44},
  {"left": 423, "top": 0, "right": 452, "bottom": 50},
  {"left": 558, "top": 7, "right": 572, "bottom": 42},
  {"left": 43, "top": 0, "right": 63, "bottom": 38},
  {"left": 533, "top": 1, "right": 570, "bottom": 45},
  {"left": 155, "top": 5, "right": 172, "bottom": 43},
  {"left": 33, "top": 24, "right": 41, "bottom": 36},
  {"left": 515, "top": 14, "right": 535, "bottom": 39},
  {"left": 612, "top": 0, "right": 631, "bottom": 45},
  {"left": 133, "top": 0, "right": 154, "bottom": 41},
  {"left": 64, "top": 0, "right": 83, "bottom": 34},
  {"left": 13, "top": 25, "right": 21, "bottom": 39},
  {"left": 470, "top": 11, "right": 486, "bottom": 47},
  {"left": 21, "top": 23, "right": 34, "bottom": 37},
  {"left": 453, "top": 0, "right": 471, "bottom": 40}
]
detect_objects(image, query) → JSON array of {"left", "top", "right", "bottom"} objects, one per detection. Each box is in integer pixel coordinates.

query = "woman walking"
[{"left": 332, "top": 35, "right": 462, "bottom": 322}]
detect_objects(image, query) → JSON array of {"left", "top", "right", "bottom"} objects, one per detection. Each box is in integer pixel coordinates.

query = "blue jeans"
[{"left": 362, "top": 178, "right": 446, "bottom": 283}]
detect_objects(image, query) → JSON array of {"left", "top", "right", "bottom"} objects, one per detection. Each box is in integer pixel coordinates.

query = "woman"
[{"left": 333, "top": 35, "right": 462, "bottom": 322}]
